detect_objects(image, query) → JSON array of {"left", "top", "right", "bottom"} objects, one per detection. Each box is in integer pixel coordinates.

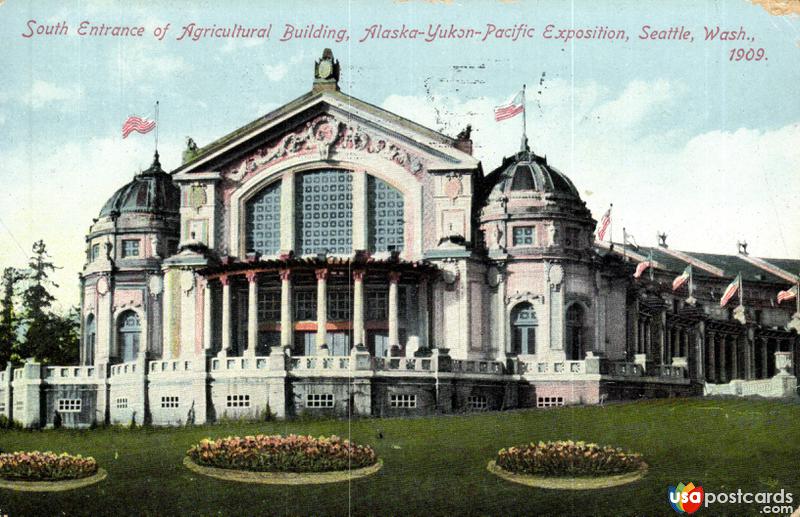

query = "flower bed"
[
  {"left": 496, "top": 440, "right": 645, "bottom": 477},
  {"left": 0, "top": 451, "right": 98, "bottom": 482},
  {"left": 187, "top": 434, "right": 378, "bottom": 473}
]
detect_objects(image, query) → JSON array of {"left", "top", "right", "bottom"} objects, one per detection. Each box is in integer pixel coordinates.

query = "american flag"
[
  {"left": 777, "top": 284, "right": 798, "bottom": 304},
  {"left": 720, "top": 274, "right": 741, "bottom": 307},
  {"left": 672, "top": 265, "right": 692, "bottom": 291},
  {"left": 597, "top": 207, "right": 611, "bottom": 241},
  {"left": 494, "top": 91, "right": 524, "bottom": 122},
  {"left": 122, "top": 115, "right": 156, "bottom": 139},
  {"left": 633, "top": 260, "right": 652, "bottom": 279}
]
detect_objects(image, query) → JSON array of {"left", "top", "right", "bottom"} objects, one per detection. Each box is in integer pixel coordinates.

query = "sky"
[{"left": 1, "top": 0, "right": 799, "bottom": 309}]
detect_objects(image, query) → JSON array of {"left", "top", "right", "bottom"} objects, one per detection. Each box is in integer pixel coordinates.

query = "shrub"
[
  {"left": 187, "top": 434, "right": 378, "bottom": 473},
  {"left": 496, "top": 440, "right": 645, "bottom": 477},
  {"left": 0, "top": 415, "right": 22, "bottom": 430},
  {"left": 0, "top": 451, "right": 98, "bottom": 481}
]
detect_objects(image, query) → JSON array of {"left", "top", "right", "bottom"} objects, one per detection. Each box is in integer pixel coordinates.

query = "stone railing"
[
  {"left": 44, "top": 365, "right": 96, "bottom": 381},
  {"left": 646, "top": 364, "right": 687, "bottom": 379},
  {"left": 289, "top": 355, "right": 351, "bottom": 372},
  {"left": 374, "top": 356, "right": 433, "bottom": 372},
  {"left": 451, "top": 359, "right": 504, "bottom": 375},
  {"left": 601, "top": 361, "right": 645, "bottom": 378},
  {"left": 110, "top": 362, "right": 139, "bottom": 376},
  {"left": 519, "top": 359, "right": 586, "bottom": 376},
  {"left": 149, "top": 359, "right": 193, "bottom": 374},
  {"left": 210, "top": 356, "right": 270, "bottom": 371}
]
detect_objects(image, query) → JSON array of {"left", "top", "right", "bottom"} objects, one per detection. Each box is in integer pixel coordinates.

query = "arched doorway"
[
  {"left": 118, "top": 311, "right": 141, "bottom": 362},
  {"left": 84, "top": 314, "right": 96, "bottom": 366},
  {"left": 566, "top": 304, "right": 585, "bottom": 360},
  {"left": 511, "top": 303, "right": 537, "bottom": 355}
]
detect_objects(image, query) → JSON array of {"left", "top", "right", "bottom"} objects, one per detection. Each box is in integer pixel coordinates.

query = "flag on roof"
[
  {"left": 633, "top": 251, "right": 653, "bottom": 279},
  {"left": 494, "top": 90, "right": 524, "bottom": 122},
  {"left": 597, "top": 207, "right": 611, "bottom": 241},
  {"left": 122, "top": 115, "right": 156, "bottom": 139},
  {"left": 720, "top": 274, "right": 741, "bottom": 307},
  {"left": 777, "top": 284, "right": 798, "bottom": 304},
  {"left": 672, "top": 265, "right": 692, "bottom": 291}
]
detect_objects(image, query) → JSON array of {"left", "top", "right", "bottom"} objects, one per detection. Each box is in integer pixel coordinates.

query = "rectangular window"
[
  {"left": 467, "top": 396, "right": 488, "bottom": 411},
  {"left": 294, "top": 290, "right": 317, "bottom": 321},
  {"left": 258, "top": 290, "right": 281, "bottom": 322},
  {"left": 58, "top": 399, "right": 81, "bottom": 413},
  {"left": 537, "top": 396, "right": 565, "bottom": 408},
  {"left": 366, "top": 290, "right": 388, "bottom": 320},
  {"left": 327, "top": 290, "right": 351, "bottom": 321},
  {"left": 161, "top": 396, "right": 179, "bottom": 408},
  {"left": 122, "top": 239, "right": 140, "bottom": 258},
  {"left": 296, "top": 170, "right": 353, "bottom": 255},
  {"left": 226, "top": 394, "right": 251, "bottom": 408},
  {"left": 513, "top": 226, "right": 535, "bottom": 246},
  {"left": 91, "top": 243, "right": 100, "bottom": 261},
  {"left": 306, "top": 393, "right": 334, "bottom": 408},
  {"left": 389, "top": 394, "right": 417, "bottom": 408},
  {"left": 115, "top": 398, "right": 128, "bottom": 409}
]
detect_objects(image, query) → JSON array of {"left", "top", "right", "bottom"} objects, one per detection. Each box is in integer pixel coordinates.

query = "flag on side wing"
[
  {"left": 597, "top": 207, "right": 611, "bottom": 241},
  {"left": 720, "top": 274, "right": 742, "bottom": 307},
  {"left": 672, "top": 265, "right": 692, "bottom": 291},
  {"left": 777, "top": 284, "right": 798, "bottom": 304}
]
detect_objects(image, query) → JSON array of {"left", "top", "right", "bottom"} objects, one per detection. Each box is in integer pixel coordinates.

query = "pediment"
[{"left": 173, "top": 91, "right": 479, "bottom": 182}]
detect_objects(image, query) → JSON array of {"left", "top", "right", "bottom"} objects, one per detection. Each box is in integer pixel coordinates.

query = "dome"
[
  {"left": 483, "top": 148, "right": 580, "bottom": 200},
  {"left": 99, "top": 152, "right": 180, "bottom": 217}
]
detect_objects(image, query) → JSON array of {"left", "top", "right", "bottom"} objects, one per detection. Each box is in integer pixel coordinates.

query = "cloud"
[
  {"left": 382, "top": 80, "right": 800, "bottom": 259},
  {"left": 21, "top": 80, "right": 82, "bottom": 110},
  {"left": 264, "top": 63, "right": 289, "bottom": 82}
]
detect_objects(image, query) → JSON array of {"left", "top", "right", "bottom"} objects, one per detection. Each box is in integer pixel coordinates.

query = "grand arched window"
[
  {"left": 84, "top": 314, "right": 96, "bottom": 366},
  {"left": 118, "top": 310, "right": 141, "bottom": 363},
  {"left": 368, "top": 176, "right": 404, "bottom": 252},
  {"left": 511, "top": 302, "right": 537, "bottom": 355},
  {"left": 566, "top": 304, "right": 585, "bottom": 360},
  {"left": 246, "top": 181, "right": 282, "bottom": 255},
  {"left": 296, "top": 170, "right": 352, "bottom": 254}
]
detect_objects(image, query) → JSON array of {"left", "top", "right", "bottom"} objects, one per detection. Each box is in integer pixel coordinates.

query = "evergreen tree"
[
  {"left": 0, "top": 267, "right": 24, "bottom": 369},
  {"left": 19, "top": 240, "right": 59, "bottom": 362}
]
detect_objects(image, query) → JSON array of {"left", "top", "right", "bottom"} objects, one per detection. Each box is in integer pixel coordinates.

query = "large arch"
[
  {"left": 84, "top": 314, "right": 96, "bottom": 366},
  {"left": 116, "top": 309, "right": 143, "bottom": 363},
  {"left": 565, "top": 303, "right": 586, "bottom": 360},
  {"left": 510, "top": 302, "right": 537, "bottom": 355}
]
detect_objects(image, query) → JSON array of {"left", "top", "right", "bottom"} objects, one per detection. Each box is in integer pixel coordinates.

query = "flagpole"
[
  {"left": 521, "top": 84, "right": 528, "bottom": 152},
  {"left": 795, "top": 276, "right": 799, "bottom": 315},
  {"left": 608, "top": 203, "right": 613, "bottom": 245},
  {"left": 622, "top": 226, "right": 627, "bottom": 261},
  {"left": 738, "top": 274, "right": 743, "bottom": 307},
  {"left": 154, "top": 100, "right": 160, "bottom": 154}
]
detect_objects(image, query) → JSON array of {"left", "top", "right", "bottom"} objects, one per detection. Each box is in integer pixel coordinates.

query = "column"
[
  {"left": 279, "top": 269, "right": 293, "bottom": 349},
  {"left": 742, "top": 333, "right": 752, "bottom": 380},
  {"left": 351, "top": 170, "right": 368, "bottom": 251},
  {"left": 418, "top": 278, "right": 430, "bottom": 351},
  {"left": 707, "top": 331, "right": 716, "bottom": 382},
  {"left": 761, "top": 337, "right": 769, "bottom": 378},
  {"left": 388, "top": 271, "right": 401, "bottom": 351},
  {"left": 719, "top": 333, "right": 727, "bottom": 383},
  {"left": 496, "top": 273, "right": 507, "bottom": 357},
  {"left": 353, "top": 270, "right": 366, "bottom": 347},
  {"left": 730, "top": 335, "right": 738, "bottom": 379},
  {"left": 695, "top": 323, "right": 705, "bottom": 381},
  {"left": 202, "top": 278, "right": 213, "bottom": 353},
  {"left": 658, "top": 313, "right": 666, "bottom": 365},
  {"left": 220, "top": 275, "right": 231, "bottom": 357},
  {"left": 246, "top": 271, "right": 258, "bottom": 358},
  {"left": 279, "top": 172, "right": 295, "bottom": 253},
  {"left": 315, "top": 269, "right": 328, "bottom": 351}
]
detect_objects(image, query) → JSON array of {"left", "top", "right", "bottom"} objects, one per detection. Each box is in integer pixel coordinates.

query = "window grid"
[
  {"left": 467, "top": 396, "right": 488, "bottom": 411},
  {"left": 368, "top": 176, "right": 404, "bottom": 252},
  {"left": 537, "top": 396, "right": 565, "bottom": 408},
  {"left": 91, "top": 243, "right": 100, "bottom": 261},
  {"left": 246, "top": 182, "right": 282, "bottom": 255},
  {"left": 121, "top": 239, "right": 140, "bottom": 258},
  {"left": 513, "top": 226, "right": 535, "bottom": 246},
  {"left": 297, "top": 171, "right": 353, "bottom": 255},
  {"left": 306, "top": 393, "right": 334, "bottom": 408},
  {"left": 294, "top": 290, "right": 317, "bottom": 321},
  {"left": 258, "top": 290, "right": 281, "bottom": 322},
  {"left": 389, "top": 394, "right": 417, "bottom": 408},
  {"left": 366, "top": 290, "right": 388, "bottom": 320},
  {"left": 161, "top": 396, "right": 179, "bottom": 408},
  {"left": 115, "top": 398, "right": 128, "bottom": 409},
  {"left": 327, "top": 290, "right": 351, "bottom": 321},
  {"left": 58, "top": 399, "right": 81, "bottom": 413},
  {"left": 226, "top": 394, "right": 251, "bottom": 408}
]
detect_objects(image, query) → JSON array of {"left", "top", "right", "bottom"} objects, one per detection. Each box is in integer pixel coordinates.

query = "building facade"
[{"left": 1, "top": 50, "right": 798, "bottom": 428}]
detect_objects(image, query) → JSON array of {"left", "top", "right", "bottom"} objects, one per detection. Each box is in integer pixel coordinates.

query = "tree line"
[{"left": 0, "top": 240, "right": 79, "bottom": 369}]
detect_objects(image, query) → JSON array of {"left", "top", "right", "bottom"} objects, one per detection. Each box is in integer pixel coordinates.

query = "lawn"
[{"left": 1, "top": 398, "right": 799, "bottom": 516}]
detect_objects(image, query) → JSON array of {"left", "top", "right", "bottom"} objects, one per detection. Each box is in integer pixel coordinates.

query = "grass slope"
[{"left": 1, "top": 398, "right": 798, "bottom": 516}]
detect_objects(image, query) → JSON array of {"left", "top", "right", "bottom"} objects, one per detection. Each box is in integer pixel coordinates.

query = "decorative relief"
[
  {"left": 148, "top": 275, "right": 163, "bottom": 296},
  {"left": 180, "top": 270, "right": 196, "bottom": 294},
  {"left": 96, "top": 276, "right": 109, "bottom": 297},
  {"left": 444, "top": 174, "right": 462, "bottom": 200},
  {"left": 547, "top": 263, "right": 564, "bottom": 289},
  {"left": 226, "top": 114, "right": 427, "bottom": 182},
  {"left": 506, "top": 291, "right": 544, "bottom": 306},
  {"left": 189, "top": 183, "right": 207, "bottom": 211}
]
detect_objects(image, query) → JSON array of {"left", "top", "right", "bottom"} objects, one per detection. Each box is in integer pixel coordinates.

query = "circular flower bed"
[
  {"left": 185, "top": 434, "right": 381, "bottom": 484},
  {"left": 0, "top": 451, "right": 106, "bottom": 492},
  {"left": 488, "top": 440, "right": 647, "bottom": 490}
]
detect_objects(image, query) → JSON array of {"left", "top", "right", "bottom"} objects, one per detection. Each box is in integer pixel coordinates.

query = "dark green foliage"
[{"left": 0, "top": 267, "right": 24, "bottom": 369}]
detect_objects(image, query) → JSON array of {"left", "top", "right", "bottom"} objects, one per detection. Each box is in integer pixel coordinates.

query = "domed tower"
[
  {"left": 478, "top": 146, "right": 597, "bottom": 363},
  {"left": 79, "top": 152, "right": 180, "bottom": 369}
]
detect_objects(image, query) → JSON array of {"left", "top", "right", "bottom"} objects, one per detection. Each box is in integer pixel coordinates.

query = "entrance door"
[
  {"left": 371, "top": 332, "right": 390, "bottom": 357},
  {"left": 511, "top": 303, "right": 537, "bottom": 355},
  {"left": 328, "top": 332, "right": 350, "bottom": 356}
]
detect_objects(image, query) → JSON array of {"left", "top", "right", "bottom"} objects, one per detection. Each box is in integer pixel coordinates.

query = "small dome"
[
  {"left": 99, "top": 152, "right": 180, "bottom": 217},
  {"left": 484, "top": 149, "right": 580, "bottom": 200}
]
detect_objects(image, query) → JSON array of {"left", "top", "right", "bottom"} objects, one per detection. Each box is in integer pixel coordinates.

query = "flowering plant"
[
  {"left": 0, "top": 451, "right": 98, "bottom": 481},
  {"left": 187, "top": 434, "right": 378, "bottom": 473},
  {"left": 496, "top": 440, "right": 645, "bottom": 477}
]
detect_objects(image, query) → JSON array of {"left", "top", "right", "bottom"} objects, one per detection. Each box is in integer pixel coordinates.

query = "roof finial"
[{"left": 313, "top": 48, "right": 340, "bottom": 93}]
